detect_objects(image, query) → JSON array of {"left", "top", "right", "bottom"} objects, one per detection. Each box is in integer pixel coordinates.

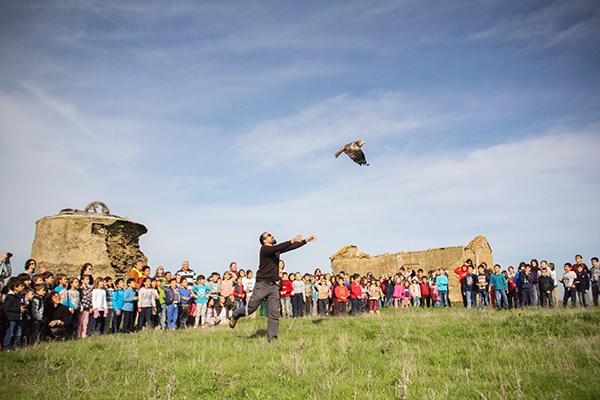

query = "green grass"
[{"left": 1, "top": 308, "right": 600, "bottom": 400}]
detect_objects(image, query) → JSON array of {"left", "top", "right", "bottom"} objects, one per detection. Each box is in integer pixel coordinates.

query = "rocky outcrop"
[
  {"left": 330, "top": 236, "right": 493, "bottom": 302},
  {"left": 31, "top": 202, "right": 147, "bottom": 278}
]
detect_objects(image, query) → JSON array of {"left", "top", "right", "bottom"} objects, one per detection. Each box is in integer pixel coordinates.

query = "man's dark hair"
[
  {"left": 17, "top": 273, "right": 30, "bottom": 281},
  {"left": 115, "top": 278, "right": 124, "bottom": 286},
  {"left": 142, "top": 266, "right": 151, "bottom": 273},
  {"left": 592, "top": 257, "right": 599, "bottom": 262},
  {"left": 576, "top": 254, "right": 583, "bottom": 259},
  {"left": 259, "top": 232, "right": 268, "bottom": 245},
  {"left": 7, "top": 278, "right": 24, "bottom": 291},
  {"left": 197, "top": 274, "right": 205, "bottom": 280},
  {"left": 126, "top": 278, "right": 136, "bottom": 286}
]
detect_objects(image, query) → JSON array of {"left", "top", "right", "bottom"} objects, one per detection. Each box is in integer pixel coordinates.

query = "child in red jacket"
[
  {"left": 350, "top": 274, "right": 362, "bottom": 315},
  {"left": 279, "top": 273, "right": 293, "bottom": 318},
  {"left": 334, "top": 278, "right": 349, "bottom": 315}
]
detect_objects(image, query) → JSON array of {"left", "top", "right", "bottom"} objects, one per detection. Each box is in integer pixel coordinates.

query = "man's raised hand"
[
  {"left": 306, "top": 235, "right": 317, "bottom": 243},
  {"left": 291, "top": 235, "right": 303, "bottom": 243}
]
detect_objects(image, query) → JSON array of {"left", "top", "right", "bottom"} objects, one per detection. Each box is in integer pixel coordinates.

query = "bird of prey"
[{"left": 335, "top": 139, "right": 369, "bottom": 166}]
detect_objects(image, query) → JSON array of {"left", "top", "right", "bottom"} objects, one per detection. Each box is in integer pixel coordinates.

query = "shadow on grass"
[
  {"left": 247, "top": 329, "right": 268, "bottom": 339},
  {"left": 311, "top": 319, "right": 325, "bottom": 325}
]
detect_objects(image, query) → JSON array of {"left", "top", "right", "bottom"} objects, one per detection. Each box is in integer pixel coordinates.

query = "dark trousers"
[
  {"left": 592, "top": 284, "right": 599, "bottom": 306},
  {"left": 178, "top": 304, "right": 189, "bottom": 328},
  {"left": 338, "top": 301, "right": 348, "bottom": 315},
  {"left": 122, "top": 310, "right": 135, "bottom": 333},
  {"left": 112, "top": 311, "right": 122, "bottom": 333},
  {"left": 94, "top": 312, "right": 106, "bottom": 334},
  {"left": 563, "top": 288, "right": 576, "bottom": 307},
  {"left": 138, "top": 307, "right": 154, "bottom": 330},
  {"left": 577, "top": 290, "right": 588, "bottom": 307},
  {"left": 420, "top": 295, "right": 431, "bottom": 308},
  {"left": 318, "top": 299, "right": 329, "bottom": 316},
  {"left": 521, "top": 288, "right": 534, "bottom": 306},
  {"left": 291, "top": 294, "right": 304, "bottom": 317},
  {"left": 232, "top": 281, "right": 280, "bottom": 341},
  {"left": 507, "top": 291, "right": 517, "bottom": 309},
  {"left": 540, "top": 291, "right": 553, "bottom": 308},
  {"left": 103, "top": 309, "right": 114, "bottom": 334},
  {"left": 351, "top": 298, "right": 361, "bottom": 315},
  {"left": 29, "top": 320, "right": 42, "bottom": 345}
]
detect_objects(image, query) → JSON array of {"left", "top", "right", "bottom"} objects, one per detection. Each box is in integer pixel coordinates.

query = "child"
[
  {"left": 207, "top": 272, "right": 221, "bottom": 303},
  {"left": 489, "top": 264, "right": 509, "bottom": 310},
  {"left": 91, "top": 279, "right": 108, "bottom": 334},
  {"left": 303, "top": 274, "right": 314, "bottom": 317},
  {"left": 591, "top": 257, "right": 600, "bottom": 307},
  {"left": 192, "top": 275, "right": 210, "bottom": 327},
  {"left": 54, "top": 274, "right": 68, "bottom": 305},
  {"left": 574, "top": 264, "right": 590, "bottom": 307},
  {"left": 103, "top": 277, "right": 115, "bottom": 334},
  {"left": 232, "top": 276, "right": 246, "bottom": 313},
  {"left": 164, "top": 279, "right": 180, "bottom": 330},
  {"left": 77, "top": 276, "right": 93, "bottom": 338},
  {"left": 561, "top": 263, "right": 577, "bottom": 307},
  {"left": 410, "top": 278, "right": 421, "bottom": 307},
  {"left": 279, "top": 273, "right": 293, "bottom": 318},
  {"left": 367, "top": 281, "right": 381, "bottom": 314},
  {"left": 538, "top": 269, "right": 554, "bottom": 308},
  {"left": 435, "top": 269, "right": 449, "bottom": 307},
  {"left": 335, "top": 277, "right": 349, "bottom": 315},
  {"left": 518, "top": 265, "right": 534, "bottom": 307},
  {"left": 393, "top": 276, "right": 403, "bottom": 308},
  {"left": 430, "top": 279, "right": 440, "bottom": 307},
  {"left": 400, "top": 281, "right": 412, "bottom": 309},
  {"left": 420, "top": 277, "right": 431, "bottom": 307},
  {"left": 122, "top": 278, "right": 138, "bottom": 333},
  {"left": 112, "top": 278, "right": 125, "bottom": 333},
  {"left": 28, "top": 284, "right": 46, "bottom": 345},
  {"left": 349, "top": 274, "right": 362, "bottom": 315},
  {"left": 137, "top": 277, "right": 156, "bottom": 330},
  {"left": 178, "top": 279, "right": 192, "bottom": 328},
  {"left": 475, "top": 265, "right": 489, "bottom": 308},
  {"left": 291, "top": 272, "right": 305, "bottom": 318},
  {"left": 2, "top": 279, "right": 25, "bottom": 350}
]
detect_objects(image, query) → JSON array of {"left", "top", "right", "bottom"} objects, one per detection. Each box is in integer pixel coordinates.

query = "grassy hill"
[{"left": 1, "top": 308, "right": 599, "bottom": 400}]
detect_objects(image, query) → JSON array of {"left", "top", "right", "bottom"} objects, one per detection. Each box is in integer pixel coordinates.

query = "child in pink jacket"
[{"left": 399, "top": 281, "right": 412, "bottom": 308}]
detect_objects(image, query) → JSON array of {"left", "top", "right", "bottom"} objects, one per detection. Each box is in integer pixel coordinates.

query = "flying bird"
[{"left": 335, "top": 139, "right": 369, "bottom": 166}]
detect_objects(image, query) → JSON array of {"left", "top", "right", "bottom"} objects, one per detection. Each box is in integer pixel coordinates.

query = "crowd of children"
[{"left": 1, "top": 253, "right": 598, "bottom": 350}]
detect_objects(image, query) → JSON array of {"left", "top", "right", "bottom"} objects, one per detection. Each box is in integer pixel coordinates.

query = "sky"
[{"left": 1, "top": 0, "right": 599, "bottom": 276}]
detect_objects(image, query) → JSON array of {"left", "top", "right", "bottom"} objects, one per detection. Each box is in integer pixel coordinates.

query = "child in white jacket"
[{"left": 91, "top": 279, "right": 108, "bottom": 334}]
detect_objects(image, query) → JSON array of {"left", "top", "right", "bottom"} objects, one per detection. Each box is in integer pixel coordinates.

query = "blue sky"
[{"left": 1, "top": 0, "right": 599, "bottom": 275}]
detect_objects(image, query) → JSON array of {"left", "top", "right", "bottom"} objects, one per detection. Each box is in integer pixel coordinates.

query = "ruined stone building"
[
  {"left": 31, "top": 202, "right": 147, "bottom": 279},
  {"left": 330, "top": 236, "right": 493, "bottom": 301}
]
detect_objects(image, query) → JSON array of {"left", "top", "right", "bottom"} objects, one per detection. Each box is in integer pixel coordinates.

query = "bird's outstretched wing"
[
  {"left": 346, "top": 149, "right": 369, "bottom": 166},
  {"left": 334, "top": 145, "right": 347, "bottom": 158}
]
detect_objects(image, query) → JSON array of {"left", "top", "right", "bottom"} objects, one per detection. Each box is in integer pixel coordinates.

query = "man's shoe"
[{"left": 228, "top": 317, "right": 237, "bottom": 329}]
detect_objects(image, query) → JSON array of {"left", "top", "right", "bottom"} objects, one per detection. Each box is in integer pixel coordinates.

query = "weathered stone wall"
[
  {"left": 31, "top": 206, "right": 147, "bottom": 278},
  {"left": 330, "top": 236, "right": 493, "bottom": 302}
]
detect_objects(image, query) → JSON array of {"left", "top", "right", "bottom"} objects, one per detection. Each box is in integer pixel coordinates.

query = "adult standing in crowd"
[
  {"left": 176, "top": 260, "right": 196, "bottom": 286},
  {"left": 0, "top": 253, "right": 13, "bottom": 291},
  {"left": 24, "top": 258, "right": 36, "bottom": 278},
  {"left": 229, "top": 232, "right": 316, "bottom": 342}
]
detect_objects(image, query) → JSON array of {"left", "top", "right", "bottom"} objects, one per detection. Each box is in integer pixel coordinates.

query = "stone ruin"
[
  {"left": 330, "top": 235, "right": 493, "bottom": 301},
  {"left": 31, "top": 202, "right": 147, "bottom": 278}
]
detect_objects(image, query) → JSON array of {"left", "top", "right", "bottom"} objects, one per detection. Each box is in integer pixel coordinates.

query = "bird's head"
[{"left": 355, "top": 139, "right": 366, "bottom": 147}]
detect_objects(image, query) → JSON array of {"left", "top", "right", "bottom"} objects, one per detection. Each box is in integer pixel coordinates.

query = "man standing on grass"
[{"left": 229, "top": 232, "right": 316, "bottom": 342}]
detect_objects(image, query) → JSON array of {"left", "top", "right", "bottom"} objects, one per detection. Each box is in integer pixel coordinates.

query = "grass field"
[{"left": 1, "top": 307, "right": 599, "bottom": 400}]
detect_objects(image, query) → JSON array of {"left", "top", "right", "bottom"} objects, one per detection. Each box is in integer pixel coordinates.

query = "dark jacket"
[
  {"left": 3, "top": 293, "right": 22, "bottom": 321},
  {"left": 29, "top": 295, "right": 45, "bottom": 321},
  {"left": 518, "top": 273, "right": 533, "bottom": 290},
  {"left": 256, "top": 240, "right": 307, "bottom": 283},
  {"left": 539, "top": 276, "right": 554, "bottom": 293},
  {"left": 575, "top": 271, "right": 590, "bottom": 291}
]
